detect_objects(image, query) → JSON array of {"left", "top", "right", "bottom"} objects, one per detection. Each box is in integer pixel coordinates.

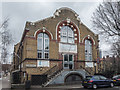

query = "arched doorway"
[{"left": 64, "top": 73, "right": 83, "bottom": 84}]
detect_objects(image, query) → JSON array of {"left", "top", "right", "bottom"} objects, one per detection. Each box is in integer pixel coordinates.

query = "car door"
[
  {"left": 99, "top": 76, "right": 109, "bottom": 86},
  {"left": 93, "top": 76, "right": 102, "bottom": 86}
]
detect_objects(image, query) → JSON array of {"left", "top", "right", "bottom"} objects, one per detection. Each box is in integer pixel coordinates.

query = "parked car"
[
  {"left": 82, "top": 75, "right": 114, "bottom": 89},
  {"left": 112, "top": 75, "right": 120, "bottom": 86}
]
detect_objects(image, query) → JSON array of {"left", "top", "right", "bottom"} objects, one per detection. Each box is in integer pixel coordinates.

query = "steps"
[
  {"left": 42, "top": 69, "right": 64, "bottom": 87},
  {"left": 42, "top": 63, "right": 63, "bottom": 87},
  {"left": 79, "top": 64, "right": 94, "bottom": 75},
  {"left": 41, "top": 63, "right": 94, "bottom": 87}
]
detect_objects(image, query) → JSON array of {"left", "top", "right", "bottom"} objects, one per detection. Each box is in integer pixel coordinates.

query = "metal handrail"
[
  {"left": 43, "top": 62, "right": 63, "bottom": 77},
  {"left": 79, "top": 64, "right": 94, "bottom": 75},
  {"left": 43, "top": 65, "right": 57, "bottom": 75},
  {"left": 42, "top": 63, "right": 63, "bottom": 86}
]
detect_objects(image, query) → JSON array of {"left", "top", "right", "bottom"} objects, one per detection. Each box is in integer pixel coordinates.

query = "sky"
[{"left": 1, "top": 0, "right": 113, "bottom": 63}]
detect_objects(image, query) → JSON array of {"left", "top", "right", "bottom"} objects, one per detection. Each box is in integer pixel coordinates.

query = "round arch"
[
  {"left": 34, "top": 29, "right": 53, "bottom": 40},
  {"left": 82, "top": 35, "right": 96, "bottom": 45},
  {"left": 56, "top": 20, "right": 80, "bottom": 43},
  {"left": 64, "top": 72, "right": 83, "bottom": 84}
]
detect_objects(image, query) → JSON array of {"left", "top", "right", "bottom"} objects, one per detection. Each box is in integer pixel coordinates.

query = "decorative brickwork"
[{"left": 12, "top": 7, "right": 99, "bottom": 84}]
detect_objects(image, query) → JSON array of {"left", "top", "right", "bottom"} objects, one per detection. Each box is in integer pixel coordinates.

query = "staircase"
[
  {"left": 79, "top": 64, "right": 94, "bottom": 75},
  {"left": 42, "top": 63, "right": 63, "bottom": 87},
  {"left": 41, "top": 62, "right": 94, "bottom": 87}
]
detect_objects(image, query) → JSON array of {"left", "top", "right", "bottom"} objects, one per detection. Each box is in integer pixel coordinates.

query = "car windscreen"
[
  {"left": 113, "top": 75, "right": 120, "bottom": 79},
  {"left": 86, "top": 76, "right": 92, "bottom": 80}
]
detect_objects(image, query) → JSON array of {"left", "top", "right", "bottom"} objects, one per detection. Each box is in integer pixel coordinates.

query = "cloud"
[{"left": 2, "top": 1, "right": 111, "bottom": 61}]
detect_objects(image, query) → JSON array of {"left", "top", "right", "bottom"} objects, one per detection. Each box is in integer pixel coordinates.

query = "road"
[
  {"left": 1, "top": 74, "right": 120, "bottom": 90},
  {"left": 0, "top": 73, "right": 11, "bottom": 90}
]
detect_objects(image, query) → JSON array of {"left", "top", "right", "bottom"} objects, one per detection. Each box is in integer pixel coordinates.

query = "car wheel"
[
  {"left": 110, "top": 83, "right": 114, "bottom": 87},
  {"left": 93, "top": 84, "right": 97, "bottom": 89}
]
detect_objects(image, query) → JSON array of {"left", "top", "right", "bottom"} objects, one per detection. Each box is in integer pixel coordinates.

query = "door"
[
  {"left": 63, "top": 54, "right": 74, "bottom": 69},
  {"left": 99, "top": 76, "right": 109, "bottom": 86}
]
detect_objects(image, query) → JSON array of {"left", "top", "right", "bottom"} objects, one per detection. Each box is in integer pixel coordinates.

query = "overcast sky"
[{"left": 1, "top": 1, "right": 112, "bottom": 62}]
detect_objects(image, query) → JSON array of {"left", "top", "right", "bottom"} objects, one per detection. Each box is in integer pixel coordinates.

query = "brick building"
[
  {"left": 99, "top": 55, "right": 120, "bottom": 75},
  {"left": 12, "top": 7, "right": 99, "bottom": 86}
]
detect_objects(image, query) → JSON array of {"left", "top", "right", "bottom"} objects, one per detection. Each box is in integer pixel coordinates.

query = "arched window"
[
  {"left": 60, "top": 26, "right": 74, "bottom": 43},
  {"left": 85, "top": 39, "right": 92, "bottom": 61},
  {"left": 37, "top": 33, "right": 49, "bottom": 59}
]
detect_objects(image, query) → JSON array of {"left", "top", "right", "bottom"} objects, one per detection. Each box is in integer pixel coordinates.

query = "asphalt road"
[
  {"left": 2, "top": 87, "right": 120, "bottom": 90},
  {"left": 1, "top": 74, "right": 120, "bottom": 90},
  {"left": 1, "top": 73, "right": 11, "bottom": 90}
]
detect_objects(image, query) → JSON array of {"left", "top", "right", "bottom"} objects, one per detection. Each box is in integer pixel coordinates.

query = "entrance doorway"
[
  {"left": 63, "top": 54, "right": 74, "bottom": 69},
  {"left": 65, "top": 73, "right": 83, "bottom": 84}
]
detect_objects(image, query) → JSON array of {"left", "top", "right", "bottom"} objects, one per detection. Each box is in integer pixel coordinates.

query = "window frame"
[
  {"left": 37, "top": 33, "right": 49, "bottom": 59},
  {"left": 85, "top": 39, "right": 92, "bottom": 61},
  {"left": 60, "top": 26, "right": 74, "bottom": 44}
]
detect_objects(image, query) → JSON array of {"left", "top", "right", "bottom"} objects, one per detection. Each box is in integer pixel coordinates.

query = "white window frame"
[
  {"left": 85, "top": 39, "right": 93, "bottom": 67},
  {"left": 44, "top": 52, "right": 49, "bottom": 59},
  {"left": 37, "top": 37, "right": 43, "bottom": 50},
  {"left": 44, "top": 38, "right": 49, "bottom": 50},
  {"left": 37, "top": 60, "right": 50, "bottom": 67},
  {"left": 60, "top": 26, "right": 74, "bottom": 44},
  {"left": 37, "top": 33, "right": 49, "bottom": 59}
]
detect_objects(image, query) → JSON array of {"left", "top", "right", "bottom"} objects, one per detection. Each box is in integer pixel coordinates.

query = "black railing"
[
  {"left": 42, "top": 63, "right": 63, "bottom": 86},
  {"left": 79, "top": 64, "right": 94, "bottom": 75}
]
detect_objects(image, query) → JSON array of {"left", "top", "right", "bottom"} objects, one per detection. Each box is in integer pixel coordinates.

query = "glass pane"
[
  {"left": 64, "top": 55, "right": 68, "bottom": 61},
  {"left": 39, "top": 61, "right": 42, "bottom": 65},
  {"left": 68, "top": 28, "right": 74, "bottom": 37},
  {"left": 69, "top": 55, "right": 73, "bottom": 61},
  {"left": 61, "top": 26, "right": 68, "bottom": 32},
  {"left": 44, "top": 33, "right": 49, "bottom": 38},
  {"left": 37, "top": 38, "right": 42, "bottom": 50},
  {"left": 62, "top": 32, "right": 67, "bottom": 36},
  {"left": 85, "top": 40, "right": 92, "bottom": 61},
  {"left": 61, "top": 36, "right": 67, "bottom": 42},
  {"left": 38, "top": 52, "right": 42, "bottom": 58},
  {"left": 86, "top": 76, "right": 92, "bottom": 80},
  {"left": 68, "top": 37, "right": 74, "bottom": 43},
  {"left": 89, "top": 55, "right": 92, "bottom": 61},
  {"left": 45, "top": 39, "right": 49, "bottom": 50},
  {"left": 93, "top": 76, "right": 100, "bottom": 80},
  {"left": 85, "top": 55, "right": 88, "bottom": 61},
  {"left": 45, "top": 53, "right": 49, "bottom": 59},
  {"left": 61, "top": 26, "right": 74, "bottom": 43},
  {"left": 100, "top": 76, "right": 107, "bottom": 80},
  {"left": 38, "top": 33, "right": 43, "bottom": 37},
  {"left": 64, "top": 64, "right": 68, "bottom": 67}
]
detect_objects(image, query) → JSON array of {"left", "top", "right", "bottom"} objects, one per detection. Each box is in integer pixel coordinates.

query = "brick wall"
[{"left": 13, "top": 8, "right": 99, "bottom": 81}]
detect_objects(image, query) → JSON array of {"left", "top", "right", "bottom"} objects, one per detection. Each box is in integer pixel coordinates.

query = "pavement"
[
  {"left": 31, "top": 84, "right": 83, "bottom": 89},
  {"left": 1, "top": 74, "right": 120, "bottom": 90},
  {"left": 0, "top": 78, "right": 2, "bottom": 90},
  {"left": 1, "top": 73, "right": 11, "bottom": 89}
]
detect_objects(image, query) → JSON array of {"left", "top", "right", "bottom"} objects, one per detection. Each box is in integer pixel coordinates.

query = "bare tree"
[
  {"left": 0, "top": 18, "right": 13, "bottom": 64},
  {"left": 111, "top": 39, "right": 120, "bottom": 56},
  {"left": 92, "top": 1, "right": 120, "bottom": 56}
]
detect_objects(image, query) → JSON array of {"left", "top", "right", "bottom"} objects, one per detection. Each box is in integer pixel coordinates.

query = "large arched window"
[
  {"left": 85, "top": 39, "right": 92, "bottom": 61},
  {"left": 60, "top": 26, "right": 74, "bottom": 43},
  {"left": 37, "top": 33, "right": 49, "bottom": 59}
]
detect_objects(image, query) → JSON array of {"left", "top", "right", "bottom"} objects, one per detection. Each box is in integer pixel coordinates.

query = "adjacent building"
[
  {"left": 12, "top": 7, "right": 99, "bottom": 86},
  {"left": 99, "top": 55, "right": 120, "bottom": 75}
]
